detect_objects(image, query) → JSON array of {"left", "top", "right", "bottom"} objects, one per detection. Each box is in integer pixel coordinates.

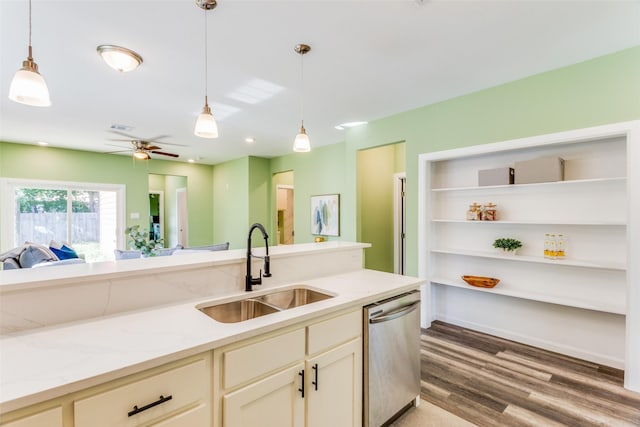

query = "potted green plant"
[
  {"left": 125, "top": 225, "right": 164, "bottom": 257},
  {"left": 493, "top": 237, "right": 522, "bottom": 255}
]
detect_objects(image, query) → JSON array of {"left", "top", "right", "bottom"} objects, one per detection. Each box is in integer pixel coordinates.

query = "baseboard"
[{"left": 434, "top": 314, "right": 625, "bottom": 369}]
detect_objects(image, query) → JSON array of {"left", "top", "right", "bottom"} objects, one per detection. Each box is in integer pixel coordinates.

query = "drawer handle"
[
  {"left": 298, "top": 370, "right": 305, "bottom": 398},
  {"left": 128, "top": 394, "right": 173, "bottom": 417},
  {"left": 312, "top": 363, "right": 318, "bottom": 391}
]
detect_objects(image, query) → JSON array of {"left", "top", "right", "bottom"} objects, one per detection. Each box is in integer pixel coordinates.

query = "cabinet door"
[
  {"left": 223, "top": 363, "right": 305, "bottom": 427},
  {"left": 306, "top": 338, "right": 362, "bottom": 427},
  {"left": 0, "top": 407, "right": 62, "bottom": 427}
]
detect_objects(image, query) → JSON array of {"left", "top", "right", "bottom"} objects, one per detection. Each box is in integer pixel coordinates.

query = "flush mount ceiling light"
[
  {"left": 97, "top": 45, "right": 143, "bottom": 72},
  {"left": 293, "top": 43, "right": 311, "bottom": 153},
  {"left": 194, "top": 0, "right": 219, "bottom": 139},
  {"left": 8, "top": 0, "right": 51, "bottom": 107}
]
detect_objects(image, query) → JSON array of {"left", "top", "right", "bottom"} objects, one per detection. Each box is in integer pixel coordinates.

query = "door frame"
[
  {"left": 276, "top": 184, "right": 294, "bottom": 245},
  {"left": 393, "top": 173, "right": 406, "bottom": 275},
  {"left": 148, "top": 190, "right": 164, "bottom": 242}
]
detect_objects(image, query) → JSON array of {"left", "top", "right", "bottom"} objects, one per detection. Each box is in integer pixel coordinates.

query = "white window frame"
[{"left": 0, "top": 178, "right": 126, "bottom": 253}]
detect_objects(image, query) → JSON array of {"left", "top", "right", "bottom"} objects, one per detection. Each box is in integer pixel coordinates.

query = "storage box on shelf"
[{"left": 418, "top": 121, "right": 640, "bottom": 391}]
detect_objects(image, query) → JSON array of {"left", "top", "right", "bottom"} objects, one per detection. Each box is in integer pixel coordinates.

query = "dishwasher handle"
[{"left": 369, "top": 300, "right": 420, "bottom": 324}]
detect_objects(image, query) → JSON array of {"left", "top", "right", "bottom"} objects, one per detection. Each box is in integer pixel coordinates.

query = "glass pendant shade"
[
  {"left": 97, "top": 45, "right": 143, "bottom": 72},
  {"left": 9, "top": 57, "right": 51, "bottom": 107},
  {"left": 133, "top": 149, "right": 150, "bottom": 160},
  {"left": 293, "top": 123, "right": 311, "bottom": 152},
  {"left": 194, "top": 101, "right": 219, "bottom": 139}
]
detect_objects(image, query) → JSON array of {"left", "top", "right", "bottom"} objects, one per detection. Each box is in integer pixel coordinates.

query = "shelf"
[
  {"left": 429, "top": 276, "right": 626, "bottom": 315},
  {"left": 431, "top": 219, "right": 627, "bottom": 226},
  {"left": 430, "top": 249, "right": 627, "bottom": 271},
  {"left": 431, "top": 177, "right": 626, "bottom": 192}
]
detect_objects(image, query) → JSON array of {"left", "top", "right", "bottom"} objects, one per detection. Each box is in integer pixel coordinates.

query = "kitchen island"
[{"left": 0, "top": 242, "right": 424, "bottom": 426}]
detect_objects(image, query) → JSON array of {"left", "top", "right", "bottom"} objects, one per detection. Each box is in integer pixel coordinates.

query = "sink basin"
[
  {"left": 197, "top": 287, "right": 333, "bottom": 323},
  {"left": 257, "top": 288, "right": 333, "bottom": 309},
  {"left": 198, "top": 299, "right": 280, "bottom": 323}
]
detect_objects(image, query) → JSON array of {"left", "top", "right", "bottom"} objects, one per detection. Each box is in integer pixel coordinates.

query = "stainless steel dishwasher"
[{"left": 364, "top": 289, "right": 421, "bottom": 427}]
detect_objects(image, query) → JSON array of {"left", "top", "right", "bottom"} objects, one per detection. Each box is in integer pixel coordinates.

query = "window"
[{"left": 1, "top": 179, "right": 125, "bottom": 262}]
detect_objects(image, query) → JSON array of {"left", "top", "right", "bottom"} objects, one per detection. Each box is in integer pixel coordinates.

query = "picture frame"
[{"left": 310, "top": 194, "right": 340, "bottom": 236}]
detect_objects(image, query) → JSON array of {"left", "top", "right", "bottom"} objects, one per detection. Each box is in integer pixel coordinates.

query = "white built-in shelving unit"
[{"left": 418, "top": 121, "right": 640, "bottom": 392}]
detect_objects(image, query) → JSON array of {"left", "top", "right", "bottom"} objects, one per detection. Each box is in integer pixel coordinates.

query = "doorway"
[
  {"left": 148, "top": 191, "right": 164, "bottom": 242},
  {"left": 273, "top": 171, "right": 294, "bottom": 245},
  {"left": 357, "top": 142, "right": 406, "bottom": 273}
]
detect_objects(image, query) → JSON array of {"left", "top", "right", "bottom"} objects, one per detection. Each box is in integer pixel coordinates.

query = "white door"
[
  {"left": 223, "top": 364, "right": 305, "bottom": 427},
  {"left": 306, "top": 339, "right": 362, "bottom": 427},
  {"left": 176, "top": 188, "right": 187, "bottom": 247}
]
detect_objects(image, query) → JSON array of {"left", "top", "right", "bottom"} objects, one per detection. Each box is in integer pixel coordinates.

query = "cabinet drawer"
[
  {"left": 150, "top": 403, "right": 209, "bottom": 427},
  {"left": 307, "top": 310, "right": 361, "bottom": 355},
  {"left": 224, "top": 328, "right": 305, "bottom": 389},
  {"left": 1, "top": 407, "right": 62, "bottom": 427},
  {"left": 75, "top": 359, "right": 208, "bottom": 427}
]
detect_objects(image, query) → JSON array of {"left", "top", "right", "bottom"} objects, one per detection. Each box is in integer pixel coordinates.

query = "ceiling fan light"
[
  {"left": 293, "top": 124, "right": 311, "bottom": 152},
  {"left": 133, "top": 149, "right": 149, "bottom": 160},
  {"left": 97, "top": 45, "right": 143, "bottom": 72},
  {"left": 195, "top": 103, "right": 219, "bottom": 138},
  {"left": 9, "top": 59, "right": 51, "bottom": 107}
]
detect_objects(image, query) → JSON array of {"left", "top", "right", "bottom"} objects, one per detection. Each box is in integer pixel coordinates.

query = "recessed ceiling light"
[
  {"left": 37, "top": 141, "right": 48, "bottom": 146},
  {"left": 245, "top": 137, "right": 255, "bottom": 144},
  {"left": 335, "top": 121, "right": 368, "bottom": 130},
  {"left": 188, "top": 158, "right": 196, "bottom": 163}
]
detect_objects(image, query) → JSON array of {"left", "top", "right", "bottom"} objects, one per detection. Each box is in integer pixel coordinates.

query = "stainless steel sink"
[
  {"left": 198, "top": 299, "right": 280, "bottom": 323},
  {"left": 197, "top": 287, "right": 333, "bottom": 323},
  {"left": 257, "top": 288, "right": 333, "bottom": 309}
]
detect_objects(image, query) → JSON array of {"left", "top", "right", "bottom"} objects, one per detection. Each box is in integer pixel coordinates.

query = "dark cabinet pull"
[
  {"left": 312, "top": 363, "right": 319, "bottom": 391},
  {"left": 128, "top": 394, "right": 173, "bottom": 417},
  {"left": 298, "top": 370, "right": 305, "bottom": 398}
]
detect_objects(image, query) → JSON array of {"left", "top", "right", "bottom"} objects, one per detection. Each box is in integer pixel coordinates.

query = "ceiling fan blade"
[
  {"left": 151, "top": 150, "right": 179, "bottom": 158},
  {"left": 108, "top": 130, "right": 139, "bottom": 139},
  {"left": 155, "top": 141, "right": 188, "bottom": 148},
  {"left": 103, "top": 149, "right": 131, "bottom": 155},
  {"left": 142, "top": 144, "right": 162, "bottom": 150},
  {"left": 107, "top": 138, "right": 134, "bottom": 142},
  {"left": 105, "top": 143, "right": 132, "bottom": 149}
]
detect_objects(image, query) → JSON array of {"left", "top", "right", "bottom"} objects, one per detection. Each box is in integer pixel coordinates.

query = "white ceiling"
[{"left": 1, "top": 0, "right": 639, "bottom": 165}]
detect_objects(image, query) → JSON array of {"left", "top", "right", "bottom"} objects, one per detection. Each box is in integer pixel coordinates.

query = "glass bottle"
[
  {"left": 544, "top": 233, "right": 551, "bottom": 258},
  {"left": 556, "top": 234, "right": 565, "bottom": 259},
  {"left": 548, "top": 234, "right": 557, "bottom": 259}
]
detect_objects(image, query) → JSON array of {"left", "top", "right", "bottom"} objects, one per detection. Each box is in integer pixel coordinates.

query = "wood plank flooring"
[{"left": 421, "top": 321, "right": 640, "bottom": 426}]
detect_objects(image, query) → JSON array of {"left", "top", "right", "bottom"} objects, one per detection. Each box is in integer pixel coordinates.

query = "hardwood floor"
[{"left": 421, "top": 321, "right": 640, "bottom": 426}]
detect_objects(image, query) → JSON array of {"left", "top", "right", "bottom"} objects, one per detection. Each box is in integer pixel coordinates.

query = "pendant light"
[
  {"left": 8, "top": 0, "right": 51, "bottom": 107},
  {"left": 293, "top": 44, "right": 311, "bottom": 152},
  {"left": 194, "top": 0, "right": 218, "bottom": 139}
]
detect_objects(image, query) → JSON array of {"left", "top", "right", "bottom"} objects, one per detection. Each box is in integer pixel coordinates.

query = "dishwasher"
[{"left": 364, "top": 289, "right": 421, "bottom": 427}]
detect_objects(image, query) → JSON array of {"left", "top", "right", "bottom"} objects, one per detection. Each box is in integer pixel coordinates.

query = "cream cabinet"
[
  {"left": 0, "top": 353, "right": 211, "bottom": 427},
  {"left": 214, "top": 309, "right": 362, "bottom": 427},
  {"left": 0, "top": 407, "right": 62, "bottom": 427}
]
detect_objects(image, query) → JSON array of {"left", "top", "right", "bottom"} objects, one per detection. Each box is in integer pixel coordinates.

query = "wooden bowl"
[{"left": 462, "top": 275, "right": 500, "bottom": 288}]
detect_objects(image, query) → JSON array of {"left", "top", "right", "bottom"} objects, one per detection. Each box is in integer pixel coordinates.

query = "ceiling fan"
[{"left": 106, "top": 131, "right": 184, "bottom": 160}]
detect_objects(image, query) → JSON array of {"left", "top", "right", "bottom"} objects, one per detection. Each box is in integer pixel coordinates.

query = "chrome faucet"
[{"left": 246, "top": 223, "right": 271, "bottom": 291}]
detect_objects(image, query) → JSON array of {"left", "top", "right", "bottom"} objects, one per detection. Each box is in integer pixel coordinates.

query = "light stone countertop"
[{"left": 0, "top": 268, "right": 424, "bottom": 413}]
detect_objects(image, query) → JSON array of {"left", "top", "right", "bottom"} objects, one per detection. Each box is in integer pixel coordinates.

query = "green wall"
[
  {"left": 0, "top": 143, "right": 214, "bottom": 248},
  {"left": 270, "top": 142, "right": 347, "bottom": 245},
  {"left": 346, "top": 46, "right": 640, "bottom": 275}
]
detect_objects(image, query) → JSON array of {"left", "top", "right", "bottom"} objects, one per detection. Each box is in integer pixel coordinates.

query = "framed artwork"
[{"left": 310, "top": 194, "right": 340, "bottom": 236}]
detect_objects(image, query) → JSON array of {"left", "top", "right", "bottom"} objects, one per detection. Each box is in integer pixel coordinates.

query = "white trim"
[{"left": 393, "top": 172, "right": 406, "bottom": 275}]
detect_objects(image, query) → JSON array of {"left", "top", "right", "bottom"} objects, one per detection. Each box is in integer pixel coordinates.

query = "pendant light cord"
[
  {"left": 203, "top": 8, "right": 208, "bottom": 104},
  {"left": 300, "top": 51, "right": 304, "bottom": 125},
  {"left": 27, "top": 0, "right": 33, "bottom": 59}
]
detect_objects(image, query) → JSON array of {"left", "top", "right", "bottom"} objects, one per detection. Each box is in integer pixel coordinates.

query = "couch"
[{"left": 0, "top": 243, "right": 86, "bottom": 270}]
